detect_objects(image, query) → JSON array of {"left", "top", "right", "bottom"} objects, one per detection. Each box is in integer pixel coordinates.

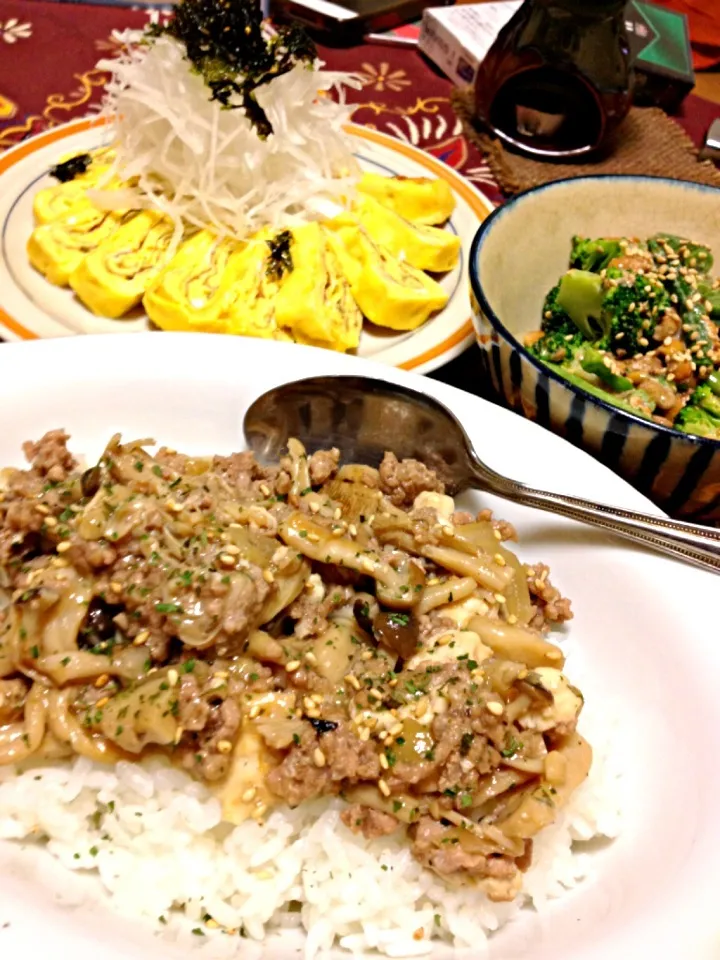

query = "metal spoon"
[{"left": 243, "top": 375, "right": 720, "bottom": 574}]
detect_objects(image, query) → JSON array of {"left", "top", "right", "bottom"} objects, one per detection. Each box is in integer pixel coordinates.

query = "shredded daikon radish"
[{"left": 93, "top": 34, "right": 362, "bottom": 240}]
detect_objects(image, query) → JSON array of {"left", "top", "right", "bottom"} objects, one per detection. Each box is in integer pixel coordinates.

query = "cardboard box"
[{"left": 418, "top": 1, "right": 695, "bottom": 111}]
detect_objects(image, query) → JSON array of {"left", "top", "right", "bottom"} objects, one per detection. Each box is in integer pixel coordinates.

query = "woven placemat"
[{"left": 452, "top": 88, "right": 720, "bottom": 194}]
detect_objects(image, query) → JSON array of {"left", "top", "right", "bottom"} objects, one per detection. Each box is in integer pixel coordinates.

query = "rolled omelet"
[
  {"left": 273, "top": 223, "right": 362, "bottom": 352},
  {"left": 33, "top": 149, "right": 118, "bottom": 225},
  {"left": 27, "top": 208, "right": 131, "bottom": 288},
  {"left": 143, "top": 230, "right": 243, "bottom": 333},
  {"left": 219, "top": 234, "right": 287, "bottom": 340},
  {"left": 357, "top": 172, "right": 455, "bottom": 225},
  {"left": 334, "top": 226, "right": 448, "bottom": 331},
  {"left": 69, "top": 210, "right": 177, "bottom": 318},
  {"left": 351, "top": 194, "right": 460, "bottom": 274}
]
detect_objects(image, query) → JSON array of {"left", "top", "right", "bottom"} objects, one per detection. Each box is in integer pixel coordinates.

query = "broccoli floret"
[
  {"left": 557, "top": 270, "right": 607, "bottom": 340},
  {"left": 528, "top": 284, "right": 584, "bottom": 363},
  {"left": 570, "top": 236, "right": 622, "bottom": 273},
  {"left": 692, "top": 382, "right": 720, "bottom": 419},
  {"left": 674, "top": 381, "right": 720, "bottom": 439},
  {"left": 602, "top": 274, "right": 670, "bottom": 356},
  {"left": 675, "top": 402, "right": 720, "bottom": 440},
  {"left": 648, "top": 234, "right": 713, "bottom": 274}
]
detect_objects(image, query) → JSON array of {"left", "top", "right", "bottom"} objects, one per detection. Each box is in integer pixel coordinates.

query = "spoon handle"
[{"left": 489, "top": 481, "right": 720, "bottom": 574}]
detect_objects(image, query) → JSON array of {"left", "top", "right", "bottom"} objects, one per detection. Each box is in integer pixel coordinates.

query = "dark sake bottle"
[{"left": 474, "top": 0, "right": 633, "bottom": 158}]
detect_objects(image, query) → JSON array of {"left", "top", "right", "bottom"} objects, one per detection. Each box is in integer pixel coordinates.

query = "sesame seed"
[
  {"left": 415, "top": 697, "right": 428, "bottom": 719},
  {"left": 546, "top": 650, "right": 563, "bottom": 661},
  {"left": 214, "top": 670, "right": 229, "bottom": 680},
  {"left": 133, "top": 630, "right": 150, "bottom": 646},
  {"left": 663, "top": 336, "right": 673, "bottom": 346},
  {"left": 168, "top": 668, "right": 179, "bottom": 686},
  {"left": 94, "top": 674, "right": 110, "bottom": 688},
  {"left": 390, "top": 722, "right": 403, "bottom": 736},
  {"left": 359, "top": 726, "right": 371, "bottom": 742},
  {"left": 35, "top": 503, "right": 50, "bottom": 516},
  {"left": 331, "top": 526, "right": 344, "bottom": 537},
  {"left": 378, "top": 779, "right": 391, "bottom": 797},
  {"left": 304, "top": 651, "right": 318, "bottom": 666},
  {"left": 361, "top": 558, "right": 375, "bottom": 573},
  {"left": 360, "top": 649, "right": 373, "bottom": 661},
  {"left": 303, "top": 696, "right": 316, "bottom": 712},
  {"left": 205, "top": 919, "right": 219, "bottom": 930},
  {"left": 309, "top": 502, "right": 320, "bottom": 514},
  {"left": 249, "top": 704, "right": 262, "bottom": 719},
  {"left": 241, "top": 787, "right": 256, "bottom": 802},
  {"left": 333, "top": 507, "right": 342, "bottom": 520},
  {"left": 638, "top": 337, "right": 649, "bottom": 347},
  {"left": 388, "top": 678, "right": 398, "bottom": 688},
  {"left": 507, "top": 614, "right": 518, "bottom": 625},
  {"left": 217, "top": 739, "right": 233, "bottom": 754},
  {"left": 493, "top": 529, "right": 502, "bottom": 541},
  {"left": 110, "top": 581, "right": 123, "bottom": 594},
  {"left": 224, "top": 544, "right": 241, "bottom": 556},
  {"left": 494, "top": 593, "right": 506, "bottom": 605},
  {"left": 706, "top": 300, "right": 714, "bottom": 314},
  {"left": 348, "top": 524, "right": 358, "bottom": 537},
  {"left": 437, "top": 633, "right": 452, "bottom": 646},
  {"left": 493, "top": 553, "right": 506, "bottom": 566},
  {"left": 379, "top": 753, "right": 389, "bottom": 769},
  {"left": 286, "top": 659, "right": 301, "bottom": 672},
  {"left": 345, "top": 674, "right": 361, "bottom": 691},
  {"left": 44, "top": 515, "right": 58, "bottom": 528},
  {"left": 311, "top": 693, "right": 324, "bottom": 705},
  {"left": 313, "top": 747, "right": 326, "bottom": 768},
  {"left": 95, "top": 696, "right": 110, "bottom": 709},
  {"left": 252, "top": 803, "right": 268, "bottom": 821},
  {"left": 486, "top": 701, "right": 504, "bottom": 716},
  {"left": 219, "top": 554, "right": 236, "bottom": 567},
  {"left": 49, "top": 557, "right": 69, "bottom": 569},
  {"left": 259, "top": 484, "right": 271, "bottom": 497},
  {"left": 627, "top": 303, "right": 635, "bottom": 312},
  {"left": 165, "top": 500, "right": 183, "bottom": 514},
  {"left": 367, "top": 688, "right": 383, "bottom": 701},
  {"left": 307, "top": 532, "right": 320, "bottom": 543},
  {"left": 262, "top": 569, "right": 275, "bottom": 584}
]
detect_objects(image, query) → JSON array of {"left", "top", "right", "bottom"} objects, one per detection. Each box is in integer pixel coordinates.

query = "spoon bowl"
[
  {"left": 243, "top": 374, "right": 476, "bottom": 492},
  {"left": 244, "top": 375, "right": 720, "bottom": 574}
]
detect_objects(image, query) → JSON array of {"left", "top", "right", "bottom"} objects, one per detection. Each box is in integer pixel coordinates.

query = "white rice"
[{"left": 0, "top": 701, "right": 621, "bottom": 959}]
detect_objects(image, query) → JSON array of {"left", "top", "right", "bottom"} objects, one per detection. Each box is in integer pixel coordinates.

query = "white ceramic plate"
[
  {"left": 0, "top": 117, "right": 491, "bottom": 373},
  {"left": 0, "top": 333, "right": 718, "bottom": 960}
]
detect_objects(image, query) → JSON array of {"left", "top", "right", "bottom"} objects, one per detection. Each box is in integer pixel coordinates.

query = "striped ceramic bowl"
[{"left": 470, "top": 175, "right": 720, "bottom": 523}]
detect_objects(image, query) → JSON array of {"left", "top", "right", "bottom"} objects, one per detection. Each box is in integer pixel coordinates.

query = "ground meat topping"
[
  {"left": 378, "top": 452, "right": 444, "bottom": 507},
  {"left": 341, "top": 804, "right": 400, "bottom": 839}
]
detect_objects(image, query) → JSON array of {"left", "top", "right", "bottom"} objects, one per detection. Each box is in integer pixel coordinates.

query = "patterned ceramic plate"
[{"left": 0, "top": 116, "right": 492, "bottom": 373}]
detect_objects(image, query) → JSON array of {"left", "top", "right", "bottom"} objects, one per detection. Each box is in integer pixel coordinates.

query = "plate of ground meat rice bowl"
[{"left": 0, "top": 333, "right": 718, "bottom": 960}]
